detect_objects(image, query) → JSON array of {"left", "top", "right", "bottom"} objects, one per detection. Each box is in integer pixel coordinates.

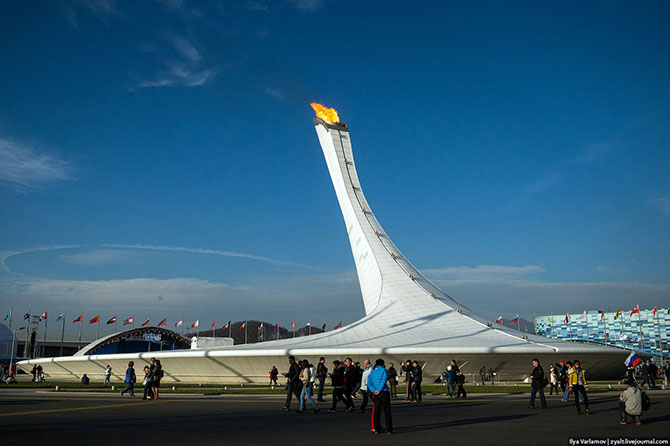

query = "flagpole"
[
  {"left": 603, "top": 308, "right": 608, "bottom": 347},
  {"left": 620, "top": 305, "right": 625, "bottom": 350},
  {"left": 638, "top": 307, "right": 643, "bottom": 351},
  {"left": 96, "top": 318, "right": 100, "bottom": 340},
  {"left": 585, "top": 309, "right": 589, "bottom": 344},
  {"left": 42, "top": 308, "right": 48, "bottom": 358},
  {"left": 24, "top": 314, "right": 30, "bottom": 358},
  {"left": 228, "top": 322, "right": 231, "bottom": 339},
  {"left": 550, "top": 313, "right": 554, "bottom": 339},
  {"left": 78, "top": 318, "right": 82, "bottom": 350},
  {"left": 8, "top": 307, "right": 12, "bottom": 331},
  {"left": 569, "top": 315, "right": 572, "bottom": 341},
  {"left": 656, "top": 304, "right": 663, "bottom": 362},
  {"left": 245, "top": 321, "right": 248, "bottom": 344},
  {"left": 60, "top": 313, "right": 65, "bottom": 356},
  {"left": 517, "top": 315, "right": 520, "bottom": 333}
]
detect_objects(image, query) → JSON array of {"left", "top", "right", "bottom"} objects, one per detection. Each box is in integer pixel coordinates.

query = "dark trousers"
[
  {"left": 573, "top": 385, "right": 589, "bottom": 411},
  {"left": 457, "top": 384, "right": 466, "bottom": 398},
  {"left": 121, "top": 382, "right": 134, "bottom": 396},
  {"left": 549, "top": 383, "right": 559, "bottom": 395},
  {"left": 331, "top": 387, "right": 350, "bottom": 410},
  {"left": 284, "top": 381, "right": 302, "bottom": 408},
  {"left": 317, "top": 376, "right": 326, "bottom": 401},
  {"left": 344, "top": 389, "right": 354, "bottom": 409},
  {"left": 530, "top": 386, "right": 547, "bottom": 408},
  {"left": 143, "top": 383, "right": 154, "bottom": 399},
  {"left": 359, "top": 390, "right": 370, "bottom": 411},
  {"left": 619, "top": 401, "right": 641, "bottom": 423},
  {"left": 412, "top": 381, "right": 422, "bottom": 401},
  {"left": 372, "top": 391, "right": 393, "bottom": 432}
]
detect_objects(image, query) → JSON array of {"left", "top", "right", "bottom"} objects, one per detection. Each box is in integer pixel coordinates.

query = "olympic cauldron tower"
[{"left": 17, "top": 105, "right": 627, "bottom": 383}]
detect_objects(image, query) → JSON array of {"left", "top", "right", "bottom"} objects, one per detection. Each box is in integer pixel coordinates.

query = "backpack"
[{"left": 641, "top": 391, "right": 651, "bottom": 411}]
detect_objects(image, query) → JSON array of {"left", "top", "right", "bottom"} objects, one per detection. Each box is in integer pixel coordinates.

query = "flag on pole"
[
  {"left": 240, "top": 321, "right": 247, "bottom": 329},
  {"left": 106, "top": 316, "right": 117, "bottom": 325},
  {"left": 223, "top": 321, "right": 230, "bottom": 330},
  {"left": 333, "top": 321, "right": 342, "bottom": 329},
  {"left": 211, "top": 321, "right": 216, "bottom": 330},
  {"left": 260, "top": 321, "right": 264, "bottom": 328},
  {"left": 39, "top": 311, "right": 47, "bottom": 321},
  {"left": 322, "top": 322, "right": 326, "bottom": 331},
  {"left": 509, "top": 315, "right": 519, "bottom": 325},
  {"left": 123, "top": 317, "right": 134, "bottom": 325},
  {"left": 653, "top": 305, "right": 657, "bottom": 317},
  {"left": 563, "top": 313, "right": 570, "bottom": 324},
  {"left": 158, "top": 319, "right": 167, "bottom": 327},
  {"left": 73, "top": 314, "right": 82, "bottom": 323},
  {"left": 191, "top": 319, "right": 199, "bottom": 329},
  {"left": 614, "top": 307, "right": 622, "bottom": 320},
  {"left": 24, "top": 311, "right": 31, "bottom": 320},
  {"left": 304, "top": 321, "right": 311, "bottom": 329},
  {"left": 579, "top": 310, "right": 586, "bottom": 320},
  {"left": 630, "top": 305, "right": 640, "bottom": 316},
  {"left": 273, "top": 322, "right": 278, "bottom": 332},
  {"left": 4, "top": 310, "right": 11, "bottom": 321},
  {"left": 141, "top": 318, "right": 150, "bottom": 327},
  {"left": 89, "top": 315, "right": 100, "bottom": 324},
  {"left": 598, "top": 310, "right": 604, "bottom": 321},
  {"left": 175, "top": 319, "right": 183, "bottom": 327},
  {"left": 291, "top": 321, "right": 295, "bottom": 329},
  {"left": 624, "top": 351, "right": 642, "bottom": 368},
  {"left": 494, "top": 316, "right": 503, "bottom": 324}
]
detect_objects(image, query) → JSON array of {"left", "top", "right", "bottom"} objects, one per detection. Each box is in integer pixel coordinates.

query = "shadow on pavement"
[{"left": 395, "top": 414, "right": 533, "bottom": 433}]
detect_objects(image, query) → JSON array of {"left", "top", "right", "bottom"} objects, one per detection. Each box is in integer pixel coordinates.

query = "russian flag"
[
  {"left": 509, "top": 315, "right": 519, "bottom": 325},
  {"left": 624, "top": 351, "right": 642, "bottom": 368},
  {"left": 158, "top": 319, "right": 167, "bottom": 327},
  {"left": 494, "top": 316, "right": 503, "bottom": 324},
  {"left": 273, "top": 322, "right": 278, "bottom": 332}
]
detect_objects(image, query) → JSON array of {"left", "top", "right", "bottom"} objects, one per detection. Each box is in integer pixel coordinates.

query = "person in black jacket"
[
  {"left": 342, "top": 357, "right": 355, "bottom": 412},
  {"left": 328, "top": 360, "right": 351, "bottom": 412},
  {"left": 411, "top": 361, "right": 423, "bottom": 402},
  {"left": 316, "top": 357, "right": 328, "bottom": 402},
  {"left": 528, "top": 358, "right": 547, "bottom": 409},
  {"left": 151, "top": 359, "right": 162, "bottom": 400},
  {"left": 401, "top": 360, "right": 414, "bottom": 402},
  {"left": 281, "top": 355, "right": 303, "bottom": 411}
]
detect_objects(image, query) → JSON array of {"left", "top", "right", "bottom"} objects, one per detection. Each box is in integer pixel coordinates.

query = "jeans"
[
  {"left": 573, "top": 385, "right": 589, "bottom": 412},
  {"left": 549, "top": 383, "right": 559, "bottom": 395},
  {"left": 299, "top": 382, "right": 318, "bottom": 411},
  {"left": 529, "top": 386, "right": 547, "bottom": 408},
  {"left": 447, "top": 382, "right": 456, "bottom": 397},
  {"left": 143, "top": 383, "right": 154, "bottom": 399},
  {"left": 120, "top": 382, "right": 134, "bottom": 396},
  {"left": 562, "top": 387, "right": 571, "bottom": 401},
  {"left": 619, "top": 401, "right": 640, "bottom": 423},
  {"left": 284, "top": 381, "right": 302, "bottom": 408},
  {"left": 317, "top": 376, "right": 326, "bottom": 400},
  {"left": 104, "top": 375, "right": 111, "bottom": 386}
]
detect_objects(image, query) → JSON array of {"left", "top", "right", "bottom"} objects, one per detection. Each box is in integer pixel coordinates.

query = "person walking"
[
  {"left": 528, "top": 358, "right": 547, "bottom": 409},
  {"left": 316, "top": 357, "right": 328, "bottom": 402},
  {"left": 343, "top": 357, "right": 356, "bottom": 411},
  {"left": 142, "top": 366, "right": 154, "bottom": 400},
  {"left": 479, "top": 366, "right": 486, "bottom": 384},
  {"left": 368, "top": 358, "right": 393, "bottom": 434},
  {"left": 401, "top": 359, "right": 414, "bottom": 402},
  {"left": 328, "top": 360, "right": 351, "bottom": 412},
  {"left": 269, "top": 366, "right": 278, "bottom": 386},
  {"left": 281, "top": 356, "right": 302, "bottom": 411},
  {"left": 619, "top": 378, "right": 643, "bottom": 425},
  {"left": 298, "top": 360, "right": 319, "bottom": 413},
  {"left": 561, "top": 361, "right": 574, "bottom": 402},
  {"left": 411, "top": 360, "right": 423, "bottom": 402},
  {"left": 104, "top": 364, "right": 112, "bottom": 387},
  {"left": 549, "top": 364, "right": 559, "bottom": 395},
  {"left": 445, "top": 365, "right": 456, "bottom": 398},
  {"left": 120, "top": 361, "right": 136, "bottom": 397},
  {"left": 387, "top": 363, "right": 398, "bottom": 398},
  {"left": 357, "top": 359, "right": 372, "bottom": 413},
  {"left": 569, "top": 360, "right": 590, "bottom": 415},
  {"left": 664, "top": 361, "right": 670, "bottom": 389}
]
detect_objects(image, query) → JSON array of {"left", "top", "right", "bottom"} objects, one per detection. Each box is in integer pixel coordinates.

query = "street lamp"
[{"left": 9, "top": 327, "right": 26, "bottom": 380}]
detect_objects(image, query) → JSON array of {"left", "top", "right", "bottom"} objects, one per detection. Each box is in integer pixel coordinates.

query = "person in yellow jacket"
[{"left": 568, "top": 360, "right": 590, "bottom": 415}]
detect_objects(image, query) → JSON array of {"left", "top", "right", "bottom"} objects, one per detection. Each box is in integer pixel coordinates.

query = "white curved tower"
[{"left": 17, "top": 108, "right": 629, "bottom": 383}]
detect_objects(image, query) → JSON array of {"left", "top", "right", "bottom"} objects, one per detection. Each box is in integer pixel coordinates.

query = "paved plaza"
[{"left": 1, "top": 389, "right": 668, "bottom": 445}]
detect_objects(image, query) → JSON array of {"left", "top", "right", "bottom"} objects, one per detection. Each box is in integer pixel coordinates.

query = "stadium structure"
[{"left": 18, "top": 105, "right": 630, "bottom": 383}]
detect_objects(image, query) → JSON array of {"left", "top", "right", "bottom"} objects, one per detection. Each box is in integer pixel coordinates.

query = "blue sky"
[{"left": 1, "top": 0, "right": 669, "bottom": 340}]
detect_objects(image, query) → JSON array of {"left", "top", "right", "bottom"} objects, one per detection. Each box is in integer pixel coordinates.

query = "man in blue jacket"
[{"left": 367, "top": 358, "right": 393, "bottom": 434}]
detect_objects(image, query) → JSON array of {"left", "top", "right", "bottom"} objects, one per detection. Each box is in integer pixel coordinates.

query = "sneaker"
[
  {"left": 635, "top": 422, "right": 641, "bottom": 426},
  {"left": 585, "top": 409, "right": 591, "bottom": 415},
  {"left": 372, "top": 430, "right": 378, "bottom": 434},
  {"left": 387, "top": 430, "right": 394, "bottom": 435},
  {"left": 620, "top": 421, "right": 627, "bottom": 425},
  {"left": 280, "top": 407, "right": 289, "bottom": 412},
  {"left": 345, "top": 406, "right": 353, "bottom": 413},
  {"left": 328, "top": 409, "right": 336, "bottom": 413},
  {"left": 528, "top": 406, "right": 535, "bottom": 409}
]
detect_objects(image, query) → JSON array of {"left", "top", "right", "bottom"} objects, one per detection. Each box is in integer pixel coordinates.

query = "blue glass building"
[{"left": 535, "top": 307, "right": 669, "bottom": 357}]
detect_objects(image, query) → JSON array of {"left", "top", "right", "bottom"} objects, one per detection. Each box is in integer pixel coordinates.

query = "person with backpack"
[
  {"left": 298, "top": 360, "right": 319, "bottom": 413},
  {"left": 151, "top": 358, "right": 163, "bottom": 400},
  {"left": 528, "top": 358, "right": 547, "bottom": 409},
  {"left": 120, "top": 361, "right": 136, "bottom": 397},
  {"left": 569, "top": 360, "right": 590, "bottom": 415},
  {"left": 328, "top": 360, "right": 352, "bottom": 412},
  {"left": 619, "top": 378, "right": 643, "bottom": 425}
]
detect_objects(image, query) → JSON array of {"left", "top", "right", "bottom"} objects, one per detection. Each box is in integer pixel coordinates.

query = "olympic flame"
[{"left": 310, "top": 103, "right": 340, "bottom": 123}]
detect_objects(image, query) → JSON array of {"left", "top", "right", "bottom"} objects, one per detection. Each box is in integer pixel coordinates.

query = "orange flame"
[{"left": 310, "top": 103, "right": 340, "bottom": 123}]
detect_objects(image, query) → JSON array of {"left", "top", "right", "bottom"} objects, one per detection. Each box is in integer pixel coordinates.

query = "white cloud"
[
  {"left": 60, "top": 250, "right": 133, "bottom": 266},
  {"left": 649, "top": 195, "right": 670, "bottom": 214},
  {"left": 0, "top": 138, "right": 73, "bottom": 192},
  {"left": 170, "top": 36, "right": 202, "bottom": 63}
]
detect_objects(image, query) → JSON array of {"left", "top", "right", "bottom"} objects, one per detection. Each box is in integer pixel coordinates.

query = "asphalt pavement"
[{"left": 1, "top": 389, "right": 668, "bottom": 445}]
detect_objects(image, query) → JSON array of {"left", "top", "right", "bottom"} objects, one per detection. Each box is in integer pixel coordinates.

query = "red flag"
[
  {"left": 291, "top": 321, "right": 295, "bottom": 328},
  {"left": 653, "top": 305, "right": 657, "bottom": 317},
  {"left": 211, "top": 321, "right": 215, "bottom": 330},
  {"left": 191, "top": 319, "right": 199, "bottom": 329},
  {"left": 630, "top": 305, "right": 640, "bottom": 316},
  {"left": 106, "top": 316, "right": 117, "bottom": 324},
  {"left": 39, "top": 312, "right": 47, "bottom": 321},
  {"left": 89, "top": 315, "right": 100, "bottom": 324},
  {"left": 141, "top": 318, "right": 150, "bottom": 327},
  {"left": 158, "top": 319, "right": 167, "bottom": 327},
  {"left": 73, "top": 314, "right": 82, "bottom": 323},
  {"left": 123, "top": 317, "right": 134, "bottom": 325}
]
